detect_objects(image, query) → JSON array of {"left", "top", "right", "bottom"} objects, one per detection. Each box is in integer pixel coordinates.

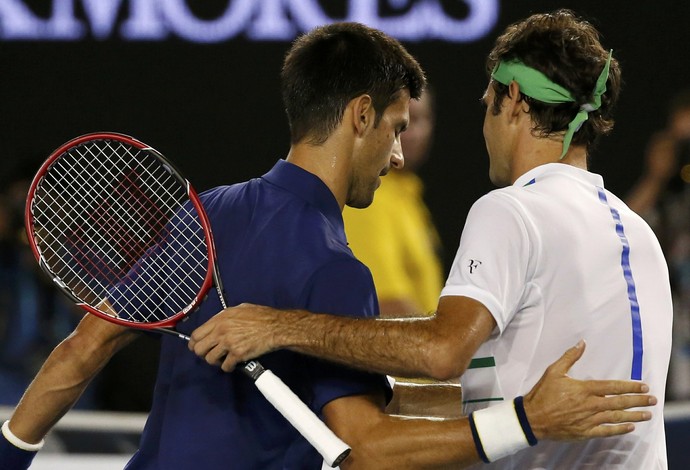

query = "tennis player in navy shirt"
[
  {"left": 1, "top": 21, "right": 656, "bottom": 470},
  {"left": 126, "top": 160, "right": 390, "bottom": 469}
]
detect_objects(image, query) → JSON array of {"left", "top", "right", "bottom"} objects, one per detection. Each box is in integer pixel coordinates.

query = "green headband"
[{"left": 491, "top": 50, "right": 612, "bottom": 159}]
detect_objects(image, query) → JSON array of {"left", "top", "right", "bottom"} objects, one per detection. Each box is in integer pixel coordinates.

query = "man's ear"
[
  {"left": 350, "top": 94, "right": 374, "bottom": 136},
  {"left": 507, "top": 80, "right": 528, "bottom": 120}
]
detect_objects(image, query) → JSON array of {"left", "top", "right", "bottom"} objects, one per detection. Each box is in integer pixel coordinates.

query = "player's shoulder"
[
  {"left": 198, "top": 180, "right": 261, "bottom": 209},
  {"left": 470, "top": 186, "right": 526, "bottom": 213},
  {"left": 199, "top": 181, "right": 249, "bottom": 199}
]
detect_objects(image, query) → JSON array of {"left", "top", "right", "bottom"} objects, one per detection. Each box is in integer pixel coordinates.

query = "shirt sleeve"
[
  {"left": 300, "top": 258, "right": 392, "bottom": 412},
  {"left": 440, "top": 192, "right": 533, "bottom": 333}
]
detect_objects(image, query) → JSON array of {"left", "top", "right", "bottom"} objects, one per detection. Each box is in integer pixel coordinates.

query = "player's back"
[
  {"left": 461, "top": 163, "right": 671, "bottom": 469},
  {"left": 127, "top": 160, "right": 383, "bottom": 470}
]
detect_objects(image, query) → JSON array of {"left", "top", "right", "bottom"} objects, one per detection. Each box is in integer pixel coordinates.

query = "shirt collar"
[
  {"left": 262, "top": 159, "right": 345, "bottom": 235},
  {"left": 513, "top": 163, "right": 605, "bottom": 188}
]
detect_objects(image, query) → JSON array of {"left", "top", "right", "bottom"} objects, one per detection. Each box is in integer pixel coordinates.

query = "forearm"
[
  {"left": 10, "top": 340, "right": 101, "bottom": 442},
  {"left": 190, "top": 297, "right": 494, "bottom": 379},
  {"left": 274, "top": 296, "right": 493, "bottom": 380},
  {"left": 8, "top": 318, "right": 136, "bottom": 443},
  {"left": 344, "top": 415, "right": 479, "bottom": 470},
  {"left": 325, "top": 394, "right": 479, "bottom": 469},
  {"left": 278, "top": 309, "right": 456, "bottom": 379}
]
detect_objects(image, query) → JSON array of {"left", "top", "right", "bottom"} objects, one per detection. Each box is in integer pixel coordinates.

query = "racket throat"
[{"left": 156, "top": 327, "right": 191, "bottom": 341}]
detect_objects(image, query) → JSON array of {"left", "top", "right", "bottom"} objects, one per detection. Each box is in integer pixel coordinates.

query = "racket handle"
[
  {"left": 158, "top": 328, "right": 349, "bottom": 465},
  {"left": 253, "top": 369, "right": 351, "bottom": 467}
]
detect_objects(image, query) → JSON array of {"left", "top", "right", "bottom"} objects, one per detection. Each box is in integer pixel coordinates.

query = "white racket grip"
[{"left": 254, "top": 370, "right": 351, "bottom": 467}]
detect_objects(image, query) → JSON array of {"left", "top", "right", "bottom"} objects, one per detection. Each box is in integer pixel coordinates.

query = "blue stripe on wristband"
[
  {"left": 468, "top": 412, "right": 490, "bottom": 463},
  {"left": 514, "top": 396, "right": 538, "bottom": 446}
]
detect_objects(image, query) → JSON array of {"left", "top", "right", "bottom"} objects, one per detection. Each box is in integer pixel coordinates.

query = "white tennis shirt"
[{"left": 442, "top": 163, "right": 672, "bottom": 469}]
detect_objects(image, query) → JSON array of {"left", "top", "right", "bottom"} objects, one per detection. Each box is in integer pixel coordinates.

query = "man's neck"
[
  {"left": 510, "top": 137, "right": 588, "bottom": 184},
  {"left": 285, "top": 136, "right": 352, "bottom": 211}
]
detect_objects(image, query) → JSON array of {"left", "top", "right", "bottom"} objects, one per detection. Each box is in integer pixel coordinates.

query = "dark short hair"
[
  {"left": 486, "top": 9, "right": 621, "bottom": 153},
  {"left": 281, "top": 22, "right": 426, "bottom": 144}
]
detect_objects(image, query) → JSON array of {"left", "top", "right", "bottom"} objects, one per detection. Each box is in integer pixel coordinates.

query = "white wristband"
[
  {"left": 1, "top": 421, "right": 45, "bottom": 452},
  {"left": 469, "top": 397, "right": 537, "bottom": 463}
]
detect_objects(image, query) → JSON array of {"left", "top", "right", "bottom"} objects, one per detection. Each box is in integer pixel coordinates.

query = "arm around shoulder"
[
  {"left": 191, "top": 295, "right": 496, "bottom": 380},
  {"left": 292, "top": 294, "right": 495, "bottom": 381}
]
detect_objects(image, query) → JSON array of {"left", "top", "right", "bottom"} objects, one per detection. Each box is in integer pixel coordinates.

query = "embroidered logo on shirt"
[{"left": 468, "top": 259, "right": 482, "bottom": 274}]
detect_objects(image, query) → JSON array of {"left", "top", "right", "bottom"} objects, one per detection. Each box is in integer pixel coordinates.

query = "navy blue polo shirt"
[{"left": 125, "top": 160, "right": 389, "bottom": 470}]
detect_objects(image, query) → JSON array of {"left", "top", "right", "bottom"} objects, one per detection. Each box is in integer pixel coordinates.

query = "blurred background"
[
  {"left": 2, "top": 0, "right": 689, "bottom": 276},
  {"left": 1, "top": 0, "right": 690, "bottom": 466}
]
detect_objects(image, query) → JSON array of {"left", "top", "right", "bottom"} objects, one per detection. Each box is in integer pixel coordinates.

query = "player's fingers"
[
  {"left": 221, "top": 353, "right": 239, "bottom": 372},
  {"left": 545, "top": 340, "right": 586, "bottom": 376},
  {"left": 589, "top": 409, "right": 653, "bottom": 427},
  {"left": 584, "top": 379, "right": 651, "bottom": 397},
  {"left": 189, "top": 308, "right": 229, "bottom": 343},
  {"left": 203, "top": 345, "right": 229, "bottom": 367},
  {"left": 189, "top": 333, "right": 218, "bottom": 357},
  {"left": 189, "top": 321, "right": 214, "bottom": 343},
  {"left": 590, "top": 393, "right": 657, "bottom": 413},
  {"left": 585, "top": 423, "right": 636, "bottom": 438}
]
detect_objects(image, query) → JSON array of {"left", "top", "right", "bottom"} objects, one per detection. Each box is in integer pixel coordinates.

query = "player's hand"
[
  {"left": 188, "top": 303, "right": 289, "bottom": 371},
  {"left": 523, "top": 340, "right": 656, "bottom": 441}
]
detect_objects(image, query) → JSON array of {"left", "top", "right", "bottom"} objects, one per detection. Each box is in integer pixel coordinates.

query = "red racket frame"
[{"left": 25, "top": 132, "right": 217, "bottom": 330}]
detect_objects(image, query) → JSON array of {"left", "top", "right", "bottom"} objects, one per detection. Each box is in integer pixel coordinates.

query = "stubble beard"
[{"left": 346, "top": 176, "right": 377, "bottom": 209}]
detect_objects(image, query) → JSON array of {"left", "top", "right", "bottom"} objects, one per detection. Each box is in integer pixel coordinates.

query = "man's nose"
[{"left": 391, "top": 140, "right": 404, "bottom": 169}]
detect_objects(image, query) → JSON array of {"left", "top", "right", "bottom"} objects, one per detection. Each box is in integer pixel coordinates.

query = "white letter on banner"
[
  {"left": 79, "top": 0, "right": 126, "bottom": 39},
  {"left": 248, "top": 0, "right": 296, "bottom": 40},
  {"left": 284, "top": 0, "right": 332, "bottom": 34},
  {"left": 349, "top": 0, "right": 498, "bottom": 42},
  {"left": 0, "top": 0, "right": 44, "bottom": 38},
  {"left": 348, "top": 0, "right": 415, "bottom": 38},
  {"left": 0, "top": 0, "right": 499, "bottom": 43},
  {"left": 44, "top": 0, "right": 84, "bottom": 39},
  {"left": 162, "top": 0, "right": 255, "bottom": 43},
  {"left": 0, "top": 0, "right": 84, "bottom": 39},
  {"left": 426, "top": 0, "right": 498, "bottom": 41},
  {"left": 249, "top": 0, "right": 332, "bottom": 40},
  {"left": 121, "top": 0, "right": 166, "bottom": 40}
]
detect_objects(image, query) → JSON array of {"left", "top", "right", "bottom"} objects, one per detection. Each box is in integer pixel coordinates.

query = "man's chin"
[
  {"left": 346, "top": 200, "right": 373, "bottom": 209},
  {"left": 346, "top": 194, "right": 375, "bottom": 209}
]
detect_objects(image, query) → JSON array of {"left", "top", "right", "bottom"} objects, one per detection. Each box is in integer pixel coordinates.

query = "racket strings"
[
  {"left": 47, "top": 142, "right": 205, "bottom": 320},
  {"left": 38, "top": 145, "right": 166, "bottom": 284},
  {"left": 31, "top": 139, "right": 209, "bottom": 324}
]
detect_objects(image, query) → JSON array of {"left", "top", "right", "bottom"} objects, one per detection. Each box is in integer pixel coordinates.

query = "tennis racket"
[{"left": 24, "top": 132, "right": 350, "bottom": 467}]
